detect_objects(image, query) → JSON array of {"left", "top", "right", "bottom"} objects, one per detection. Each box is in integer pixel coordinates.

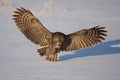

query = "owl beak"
[
  {"left": 56, "top": 45, "right": 61, "bottom": 49},
  {"left": 56, "top": 43, "right": 61, "bottom": 49}
]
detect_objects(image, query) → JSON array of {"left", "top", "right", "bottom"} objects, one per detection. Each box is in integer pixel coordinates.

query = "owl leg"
[
  {"left": 37, "top": 45, "right": 49, "bottom": 56},
  {"left": 45, "top": 53, "right": 59, "bottom": 61}
]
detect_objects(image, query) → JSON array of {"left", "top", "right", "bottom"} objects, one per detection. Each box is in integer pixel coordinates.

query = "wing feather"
[
  {"left": 13, "top": 7, "right": 52, "bottom": 46},
  {"left": 61, "top": 26, "right": 107, "bottom": 51}
]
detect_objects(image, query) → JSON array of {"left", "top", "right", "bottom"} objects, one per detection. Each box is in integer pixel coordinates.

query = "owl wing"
[
  {"left": 13, "top": 7, "right": 52, "bottom": 46},
  {"left": 61, "top": 26, "right": 107, "bottom": 51}
]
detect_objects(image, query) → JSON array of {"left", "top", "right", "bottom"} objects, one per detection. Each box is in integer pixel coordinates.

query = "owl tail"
[
  {"left": 37, "top": 45, "right": 49, "bottom": 56},
  {"left": 37, "top": 45, "right": 59, "bottom": 61}
]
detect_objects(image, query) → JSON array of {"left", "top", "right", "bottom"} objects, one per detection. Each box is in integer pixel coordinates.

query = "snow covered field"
[{"left": 0, "top": 0, "right": 120, "bottom": 80}]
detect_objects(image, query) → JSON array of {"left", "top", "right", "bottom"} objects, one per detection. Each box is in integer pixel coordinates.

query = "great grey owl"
[{"left": 13, "top": 7, "right": 107, "bottom": 61}]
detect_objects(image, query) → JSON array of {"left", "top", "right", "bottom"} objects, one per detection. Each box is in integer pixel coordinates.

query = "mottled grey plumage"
[{"left": 13, "top": 7, "right": 107, "bottom": 61}]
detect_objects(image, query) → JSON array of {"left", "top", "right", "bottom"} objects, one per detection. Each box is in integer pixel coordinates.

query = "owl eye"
[
  {"left": 54, "top": 40, "right": 58, "bottom": 43},
  {"left": 54, "top": 39, "right": 62, "bottom": 43}
]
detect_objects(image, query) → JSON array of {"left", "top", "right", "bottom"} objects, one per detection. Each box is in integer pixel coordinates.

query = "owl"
[{"left": 13, "top": 7, "right": 107, "bottom": 61}]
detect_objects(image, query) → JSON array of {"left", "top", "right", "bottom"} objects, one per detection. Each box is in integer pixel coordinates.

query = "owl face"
[{"left": 52, "top": 32, "right": 65, "bottom": 49}]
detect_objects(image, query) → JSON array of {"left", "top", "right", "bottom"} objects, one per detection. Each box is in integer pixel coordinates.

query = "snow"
[{"left": 0, "top": 0, "right": 120, "bottom": 80}]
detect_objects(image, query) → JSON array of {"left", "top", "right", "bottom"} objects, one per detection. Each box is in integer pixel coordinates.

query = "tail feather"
[
  {"left": 45, "top": 53, "right": 59, "bottom": 61},
  {"left": 37, "top": 45, "right": 60, "bottom": 61}
]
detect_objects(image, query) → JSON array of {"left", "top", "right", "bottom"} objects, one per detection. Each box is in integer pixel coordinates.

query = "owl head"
[{"left": 52, "top": 32, "right": 65, "bottom": 49}]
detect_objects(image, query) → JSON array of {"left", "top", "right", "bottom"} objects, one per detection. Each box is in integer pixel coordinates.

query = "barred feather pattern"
[
  {"left": 61, "top": 26, "right": 107, "bottom": 51},
  {"left": 13, "top": 7, "right": 107, "bottom": 61},
  {"left": 13, "top": 7, "right": 52, "bottom": 46}
]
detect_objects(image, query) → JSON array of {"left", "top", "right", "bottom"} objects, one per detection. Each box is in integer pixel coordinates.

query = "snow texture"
[{"left": 0, "top": 0, "right": 120, "bottom": 80}]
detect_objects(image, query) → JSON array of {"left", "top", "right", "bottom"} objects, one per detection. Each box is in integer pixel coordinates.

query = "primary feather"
[
  {"left": 13, "top": 7, "right": 52, "bottom": 46},
  {"left": 61, "top": 26, "right": 107, "bottom": 51}
]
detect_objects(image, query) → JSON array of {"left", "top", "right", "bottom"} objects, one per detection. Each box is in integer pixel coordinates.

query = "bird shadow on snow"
[{"left": 60, "top": 39, "right": 120, "bottom": 61}]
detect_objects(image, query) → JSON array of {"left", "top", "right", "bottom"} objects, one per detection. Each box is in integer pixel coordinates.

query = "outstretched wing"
[
  {"left": 61, "top": 26, "right": 107, "bottom": 51},
  {"left": 13, "top": 7, "right": 52, "bottom": 46}
]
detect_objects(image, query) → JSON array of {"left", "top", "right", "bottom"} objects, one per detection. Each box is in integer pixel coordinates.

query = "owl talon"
[
  {"left": 37, "top": 45, "right": 49, "bottom": 56},
  {"left": 45, "top": 53, "right": 59, "bottom": 61}
]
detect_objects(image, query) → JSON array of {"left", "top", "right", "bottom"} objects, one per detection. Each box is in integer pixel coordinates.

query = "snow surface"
[{"left": 0, "top": 0, "right": 120, "bottom": 80}]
